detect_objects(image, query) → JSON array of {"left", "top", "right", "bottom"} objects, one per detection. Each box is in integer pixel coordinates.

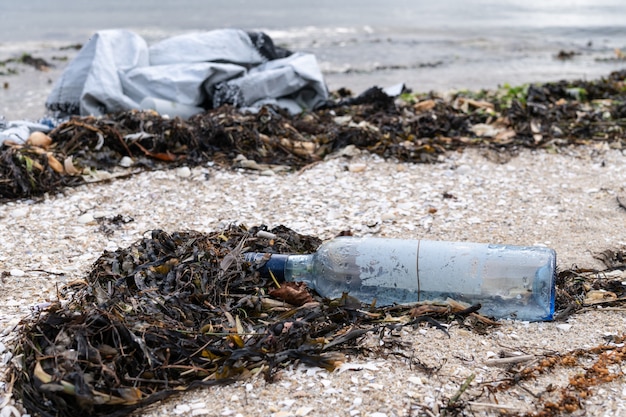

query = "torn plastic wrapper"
[{"left": 46, "top": 29, "right": 329, "bottom": 119}]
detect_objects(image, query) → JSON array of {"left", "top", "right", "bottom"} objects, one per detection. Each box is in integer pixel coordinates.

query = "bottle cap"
[{"left": 244, "top": 253, "right": 289, "bottom": 282}]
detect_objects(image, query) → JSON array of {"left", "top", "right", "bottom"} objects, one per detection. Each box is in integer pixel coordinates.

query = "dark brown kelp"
[
  {"left": 8, "top": 225, "right": 626, "bottom": 417},
  {"left": 9, "top": 225, "right": 486, "bottom": 417},
  {"left": 2, "top": 69, "right": 625, "bottom": 201}
]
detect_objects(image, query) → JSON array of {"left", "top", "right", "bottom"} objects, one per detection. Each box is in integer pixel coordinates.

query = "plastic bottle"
[{"left": 245, "top": 236, "right": 556, "bottom": 321}]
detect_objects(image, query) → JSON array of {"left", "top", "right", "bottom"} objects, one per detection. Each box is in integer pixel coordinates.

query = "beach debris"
[
  {"left": 584, "top": 289, "right": 618, "bottom": 304},
  {"left": 0, "top": 70, "right": 626, "bottom": 200},
  {"left": 555, "top": 50, "right": 580, "bottom": 60},
  {"left": 18, "top": 54, "right": 53, "bottom": 71},
  {"left": 488, "top": 334, "right": 626, "bottom": 416},
  {"left": 0, "top": 53, "right": 53, "bottom": 73},
  {"left": 26, "top": 131, "right": 52, "bottom": 148},
  {"left": 95, "top": 213, "right": 134, "bottom": 237},
  {"left": 553, "top": 246, "right": 626, "bottom": 320},
  {"left": 1, "top": 69, "right": 625, "bottom": 201}
]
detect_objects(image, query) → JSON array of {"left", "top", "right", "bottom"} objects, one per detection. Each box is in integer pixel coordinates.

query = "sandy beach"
[
  {"left": 1, "top": 141, "right": 626, "bottom": 417},
  {"left": 1, "top": 43, "right": 626, "bottom": 417}
]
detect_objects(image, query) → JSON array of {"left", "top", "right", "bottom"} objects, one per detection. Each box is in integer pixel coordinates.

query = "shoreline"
[{"left": 2, "top": 40, "right": 626, "bottom": 121}]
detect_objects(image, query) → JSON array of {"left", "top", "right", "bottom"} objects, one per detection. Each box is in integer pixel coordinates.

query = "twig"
[
  {"left": 582, "top": 306, "right": 626, "bottom": 313},
  {"left": 467, "top": 401, "right": 522, "bottom": 411},
  {"left": 448, "top": 373, "right": 475, "bottom": 406},
  {"left": 583, "top": 296, "right": 626, "bottom": 307},
  {"left": 484, "top": 355, "right": 535, "bottom": 366},
  {"left": 24, "top": 268, "right": 66, "bottom": 276},
  {"left": 269, "top": 269, "right": 281, "bottom": 288},
  {"left": 423, "top": 409, "right": 438, "bottom": 417}
]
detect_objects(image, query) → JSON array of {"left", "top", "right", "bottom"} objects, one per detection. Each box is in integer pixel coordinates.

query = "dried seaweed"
[
  {"left": 10, "top": 225, "right": 487, "bottom": 417},
  {"left": 2, "top": 69, "right": 626, "bottom": 201},
  {"left": 9, "top": 227, "right": 626, "bottom": 417},
  {"left": 0, "top": 145, "right": 82, "bottom": 199},
  {"left": 481, "top": 335, "right": 626, "bottom": 417},
  {"left": 0, "top": 53, "right": 53, "bottom": 72},
  {"left": 553, "top": 246, "right": 626, "bottom": 320}
]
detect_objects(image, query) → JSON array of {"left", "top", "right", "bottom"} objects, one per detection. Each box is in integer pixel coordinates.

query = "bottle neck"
[
  {"left": 244, "top": 253, "right": 290, "bottom": 282},
  {"left": 283, "top": 254, "right": 314, "bottom": 285}
]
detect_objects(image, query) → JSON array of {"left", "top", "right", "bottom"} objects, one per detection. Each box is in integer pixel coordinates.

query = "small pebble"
[
  {"left": 407, "top": 376, "right": 423, "bottom": 386},
  {"left": 174, "top": 404, "right": 191, "bottom": 414},
  {"left": 295, "top": 407, "right": 314, "bottom": 416},
  {"left": 239, "top": 159, "right": 261, "bottom": 170},
  {"left": 119, "top": 156, "right": 134, "bottom": 167},
  {"left": 189, "top": 402, "right": 207, "bottom": 409},
  {"left": 77, "top": 213, "right": 95, "bottom": 224},
  {"left": 10, "top": 207, "right": 29, "bottom": 218},
  {"left": 176, "top": 166, "right": 192, "bottom": 178},
  {"left": 9, "top": 269, "right": 25, "bottom": 277},
  {"left": 348, "top": 163, "right": 367, "bottom": 173},
  {"left": 381, "top": 212, "right": 395, "bottom": 221},
  {"left": 455, "top": 164, "right": 472, "bottom": 175},
  {"left": 556, "top": 324, "right": 573, "bottom": 332},
  {"left": 280, "top": 399, "right": 296, "bottom": 408}
]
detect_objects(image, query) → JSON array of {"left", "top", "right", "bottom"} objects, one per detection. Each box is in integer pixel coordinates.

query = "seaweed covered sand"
[{"left": 1, "top": 57, "right": 626, "bottom": 416}]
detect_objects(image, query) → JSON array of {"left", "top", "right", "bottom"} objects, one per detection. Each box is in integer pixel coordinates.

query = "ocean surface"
[{"left": 2, "top": 0, "right": 626, "bottom": 93}]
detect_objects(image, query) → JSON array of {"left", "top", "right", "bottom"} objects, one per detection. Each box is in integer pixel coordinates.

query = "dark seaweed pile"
[
  {"left": 1, "top": 69, "right": 625, "bottom": 200},
  {"left": 11, "top": 225, "right": 484, "bottom": 417},
  {"left": 9, "top": 224, "right": 626, "bottom": 417}
]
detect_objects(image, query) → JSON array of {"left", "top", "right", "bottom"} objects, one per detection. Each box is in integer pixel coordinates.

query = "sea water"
[{"left": 1, "top": 0, "right": 626, "bottom": 94}]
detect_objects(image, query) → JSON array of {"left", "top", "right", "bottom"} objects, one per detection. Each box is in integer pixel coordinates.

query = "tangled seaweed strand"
[
  {"left": 12, "top": 225, "right": 314, "bottom": 416},
  {"left": 0, "top": 145, "right": 80, "bottom": 199}
]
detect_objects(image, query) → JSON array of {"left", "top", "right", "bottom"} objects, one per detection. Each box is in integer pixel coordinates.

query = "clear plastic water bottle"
[{"left": 246, "top": 236, "right": 556, "bottom": 321}]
